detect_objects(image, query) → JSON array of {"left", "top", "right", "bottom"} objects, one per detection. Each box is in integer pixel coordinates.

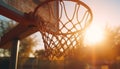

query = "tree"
[
  {"left": 103, "top": 26, "right": 120, "bottom": 69},
  {"left": 0, "top": 16, "right": 38, "bottom": 60},
  {"left": 34, "top": 50, "right": 47, "bottom": 59},
  {"left": 0, "top": 18, "right": 17, "bottom": 57},
  {"left": 64, "top": 26, "right": 120, "bottom": 68}
]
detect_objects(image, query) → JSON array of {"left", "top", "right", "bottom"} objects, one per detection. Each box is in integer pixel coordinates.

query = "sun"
[{"left": 84, "top": 25, "right": 104, "bottom": 46}]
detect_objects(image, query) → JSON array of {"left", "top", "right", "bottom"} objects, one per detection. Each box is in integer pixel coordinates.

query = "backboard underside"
[
  {"left": 3, "top": 0, "right": 37, "bottom": 13},
  {"left": 0, "top": 0, "right": 59, "bottom": 47},
  {"left": 3, "top": 0, "right": 59, "bottom": 32}
]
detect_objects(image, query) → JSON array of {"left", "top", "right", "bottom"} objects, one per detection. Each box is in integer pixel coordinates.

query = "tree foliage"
[
  {"left": 0, "top": 18, "right": 17, "bottom": 57},
  {"left": 0, "top": 16, "right": 38, "bottom": 58},
  {"left": 65, "top": 26, "right": 120, "bottom": 63},
  {"left": 19, "top": 37, "right": 37, "bottom": 58}
]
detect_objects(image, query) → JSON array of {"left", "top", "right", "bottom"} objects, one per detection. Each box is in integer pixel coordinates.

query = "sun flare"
[{"left": 84, "top": 25, "right": 104, "bottom": 46}]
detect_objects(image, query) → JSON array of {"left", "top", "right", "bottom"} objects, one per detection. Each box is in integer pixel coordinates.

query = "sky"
[
  {"left": 83, "top": 0, "right": 120, "bottom": 28},
  {"left": 85, "top": 0, "right": 120, "bottom": 27}
]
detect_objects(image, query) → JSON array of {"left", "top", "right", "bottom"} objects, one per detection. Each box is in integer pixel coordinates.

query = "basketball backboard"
[
  {"left": 2, "top": 0, "right": 37, "bottom": 13},
  {"left": 0, "top": 0, "right": 59, "bottom": 47},
  {"left": 2, "top": 0, "right": 59, "bottom": 32}
]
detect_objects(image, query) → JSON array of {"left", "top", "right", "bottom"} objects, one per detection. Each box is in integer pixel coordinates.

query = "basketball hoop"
[{"left": 33, "top": 0, "right": 93, "bottom": 59}]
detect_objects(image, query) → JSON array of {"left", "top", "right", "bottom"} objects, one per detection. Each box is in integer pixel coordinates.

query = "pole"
[{"left": 9, "top": 39, "right": 20, "bottom": 69}]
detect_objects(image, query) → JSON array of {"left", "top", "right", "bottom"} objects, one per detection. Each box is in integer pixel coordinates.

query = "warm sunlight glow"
[
  {"left": 84, "top": 25, "right": 104, "bottom": 46},
  {"left": 32, "top": 45, "right": 42, "bottom": 52}
]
